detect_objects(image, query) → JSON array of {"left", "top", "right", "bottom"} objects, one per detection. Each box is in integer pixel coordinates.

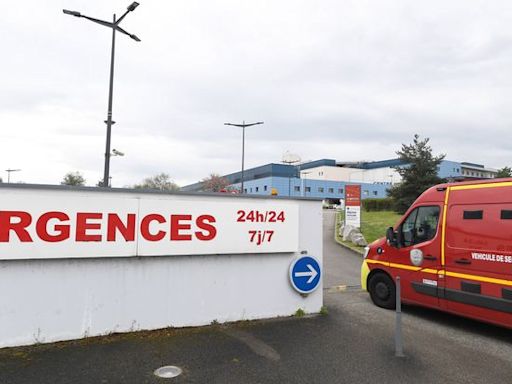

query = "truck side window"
[
  {"left": 402, "top": 209, "right": 418, "bottom": 247},
  {"left": 401, "top": 206, "right": 440, "bottom": 247},
  {"left": 501, "top": 210, "right": 512, "bottom": 220},
  {"left": 463, "top": 210, "right": 483, "bottom": 220}
]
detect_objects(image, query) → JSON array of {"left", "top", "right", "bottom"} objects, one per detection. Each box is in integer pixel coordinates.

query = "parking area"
[
  {"left": 2, "top": 288, "right": 512, "bottom": 383},
  {"left": 1, "top": 211, "right": 511, "bottom": 383}
]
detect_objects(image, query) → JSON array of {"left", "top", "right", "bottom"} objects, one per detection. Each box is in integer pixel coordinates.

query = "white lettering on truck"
[{"left": 471, "top": 252, "right": 512, "bottom": 264}]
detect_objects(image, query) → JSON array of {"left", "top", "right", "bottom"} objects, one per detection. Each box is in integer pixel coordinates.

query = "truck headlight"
[{"left": 363, "top": 246, "right": 370, "bottom": 259}]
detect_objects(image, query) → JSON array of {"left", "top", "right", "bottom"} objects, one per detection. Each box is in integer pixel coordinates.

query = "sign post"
[
  {"left": 344, "top": 185, "right": 361, "bottom": 229},
  {"left": 395, "top": 276, "right": 404, "bottom": 357}
]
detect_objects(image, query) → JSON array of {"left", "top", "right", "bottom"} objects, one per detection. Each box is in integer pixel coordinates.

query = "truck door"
[
  {"left": 394, "top": 205, "right": 442, "bottom": 309},
  {"left": 444, "top": 201, "right": 512, "bottom": 326}
]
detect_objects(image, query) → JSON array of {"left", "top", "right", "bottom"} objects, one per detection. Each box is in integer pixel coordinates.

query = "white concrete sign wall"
[
  {"left": 0, "top": 189, "right": 299, "bottom": 259},
  {"left": 0, "top": 185, "right": 322, "bottom": 348}
]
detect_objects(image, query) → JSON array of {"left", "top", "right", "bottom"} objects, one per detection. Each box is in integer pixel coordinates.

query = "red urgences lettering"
[
  {"left": 0, "top": 211, "right": 33, "bottom": 242},
  {"left": 36, "top": 212, "right": 70, "bottom": 242},
  {"left": 0, "top": 211, "right": 217, "bottom": 243}
]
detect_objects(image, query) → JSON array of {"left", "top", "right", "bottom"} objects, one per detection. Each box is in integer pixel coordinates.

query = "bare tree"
[
  {"left": 133, "top": 173, "right": 180, "bottom": 191},
  {"left": 201, "top": 173, "right": 230, "bottom": 192}
]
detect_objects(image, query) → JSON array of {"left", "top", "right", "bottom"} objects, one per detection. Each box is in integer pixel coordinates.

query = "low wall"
[{"left": 0, "top": 184, "right": 322, "bottom": 348}]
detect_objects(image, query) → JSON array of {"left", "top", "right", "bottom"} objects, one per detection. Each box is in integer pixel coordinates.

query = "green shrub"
[{"left": 362, "top": 198, "right": 395, "bottom": 212}]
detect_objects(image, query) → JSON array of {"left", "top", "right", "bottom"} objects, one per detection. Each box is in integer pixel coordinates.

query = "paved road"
[
  {"left": 322, "top": 209, "right": 363, "bottom": 288},
  {"left": 1, "top": 211, "right": 512, "bottom": 383}
]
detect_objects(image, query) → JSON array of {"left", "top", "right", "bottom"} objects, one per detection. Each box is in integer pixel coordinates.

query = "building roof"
[
  {"left": 336, "top": 158, "right": 406, "bottom": 169},
  {"left": 181, "top": 159, "right": 337, "bottom": 192}
]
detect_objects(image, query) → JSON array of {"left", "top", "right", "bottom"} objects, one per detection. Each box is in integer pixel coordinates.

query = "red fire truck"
[{"left": 361, "top": 178, "right": 512, "bottom": 328}]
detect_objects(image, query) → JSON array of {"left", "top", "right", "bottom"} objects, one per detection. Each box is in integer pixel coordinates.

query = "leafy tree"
[
  {"left": 388, "top": 134, "right": 445, "bottom": 213},
  {"left": 133, "top": 173, "right": 179, "bottom": 191},
  {"left": 496, "top": 166, "right": 512, "bottom": 178},
  {"left": 61, "top": 171, "right": 86, "bottom": 186},
  {"left": 201, "top": 173, "right": 230, "bottom": 192}
]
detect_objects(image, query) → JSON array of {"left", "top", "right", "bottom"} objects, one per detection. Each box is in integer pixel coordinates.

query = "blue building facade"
[
  {"left": 182, "top": 159, "right": 391, "bottom": 200},
  {"left": 182, "top": 158, "right": 497, "bottom": 199},
  {"left": 437, "top": 160, "right": 462, "bottom": 179},
  {"left": 234, "top": 176, "right": 389, "bottom": 199}
]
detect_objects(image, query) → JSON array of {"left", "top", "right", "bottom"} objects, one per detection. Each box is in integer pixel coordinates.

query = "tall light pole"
[
  {"left": 301, "top": 171, "right": 311, "bottom": 197},
  {"left": 5, "top": 169, "right": 21, "bottom": 183},
  {"left": 63, "top": 2, "right": 141, "bottom": 188},
  {"left": 282, "top": 152, "right": 301, "bottom": 197},
  {"left": 224, "top": 121, "right": 264, "bottom": 193},
  {"left": 109, "top": 149, "right": 125, "bottom": 187}
]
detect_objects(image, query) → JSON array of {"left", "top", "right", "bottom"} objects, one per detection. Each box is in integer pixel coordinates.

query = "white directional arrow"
[{"left": 294, "top": 264, "right": 318, "bottom": 284}]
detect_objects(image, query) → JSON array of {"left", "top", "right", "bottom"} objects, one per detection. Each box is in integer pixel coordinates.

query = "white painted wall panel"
[
  {"left": 0, "top": 190, "right": 299, "bottom": 259},
  {"left": 0, "top": 186, "right": 322, "bottom": 348}
]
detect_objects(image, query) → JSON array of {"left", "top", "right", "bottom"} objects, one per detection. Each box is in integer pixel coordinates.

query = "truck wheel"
[{"left": 368, "top": 273, "right": 396, "bottom": 309}]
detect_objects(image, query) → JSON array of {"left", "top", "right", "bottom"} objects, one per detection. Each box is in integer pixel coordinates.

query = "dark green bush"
[{"left": 362, "top": 198, "right": 395, "bottom": 212}]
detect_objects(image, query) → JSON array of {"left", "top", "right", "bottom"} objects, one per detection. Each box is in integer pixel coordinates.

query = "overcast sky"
[{"left": 1, "top": 0, "right": 511, "bottom": 187}]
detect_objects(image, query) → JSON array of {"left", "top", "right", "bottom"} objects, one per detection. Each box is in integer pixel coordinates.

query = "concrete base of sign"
[{"left": 0, "top": 187, "right": 322, "bottom": 348}]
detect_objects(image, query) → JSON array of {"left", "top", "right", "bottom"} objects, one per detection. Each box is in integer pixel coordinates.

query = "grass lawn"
[{"left": 335, "top": 210, "right": 402, "bottom": 253}]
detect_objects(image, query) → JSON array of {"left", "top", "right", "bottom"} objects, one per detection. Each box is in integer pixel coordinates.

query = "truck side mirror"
[
  {"left": 396, "top": 225, "right": 403, "bottom": 248},
  {"left": 386, "top": 227, "right": 398, "bottom": 247}
]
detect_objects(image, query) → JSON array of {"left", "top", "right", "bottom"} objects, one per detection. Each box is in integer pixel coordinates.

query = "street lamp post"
[
  {"left": 224, "top": 121, "right": 264, "bottom": 193},
  {"left": 63, "top": 2, "right": 141, "bottom": 188},
  {"left": 282, "top": 152, "right": 301, "bottom": 197},
  {"left": 5, "top": 169, "right": 21, "bottom": 183},
  {"left": 109, "top": 149, "right": 125, "bottom": 187},
  {"left": 301, "top": 171, "right": 311, "bottom": 197}
]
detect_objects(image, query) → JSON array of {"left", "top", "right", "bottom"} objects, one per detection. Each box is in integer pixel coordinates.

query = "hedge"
[{"left": 362, "top": 198, "right": 395, "bottom": 212}]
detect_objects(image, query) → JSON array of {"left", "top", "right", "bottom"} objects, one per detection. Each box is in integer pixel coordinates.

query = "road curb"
[
  {"left": 334, "top": 224, "right": 363, "bottom": 257},
  {"left": 335, "top": 237, "right": 363, "bottom": 256},
  {"left": 333, "top": 212, "right": 363, "bottom": 256}
]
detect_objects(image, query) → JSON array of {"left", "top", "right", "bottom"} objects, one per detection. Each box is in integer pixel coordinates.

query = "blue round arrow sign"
[{"left": 289, "top": 256, "right": 321, "bottom": 294}]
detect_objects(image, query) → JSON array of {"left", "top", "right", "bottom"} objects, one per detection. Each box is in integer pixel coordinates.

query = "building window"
[
  {"left": 255, "top": 187, "right": 259, "bottom": 192},
  {"left": 328, "top": 188, "right": 334, "bottom": 193},
  {"left": 305, "top": 187, "right": 311, "bottom": 192},
  {"left": 318, "top": 187, "right": 324, "bottom": 193},
  {"left": 338, "top": 188, "right": 343, "bottom": 194},
  {"left": 363, "top": 190, "right": 369, "bottom": 196},
  {"left": 294, "top": 186, "right": 300, "bottom": 192},
  {"left": 244, "top": 189, "right": 247, "bottom": 193},
  {"left": 373, "top": 191, "right": 378, "bottom": 196},
  {"left": 264, "top": 186, "right": 267, "bottom": 191}
]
